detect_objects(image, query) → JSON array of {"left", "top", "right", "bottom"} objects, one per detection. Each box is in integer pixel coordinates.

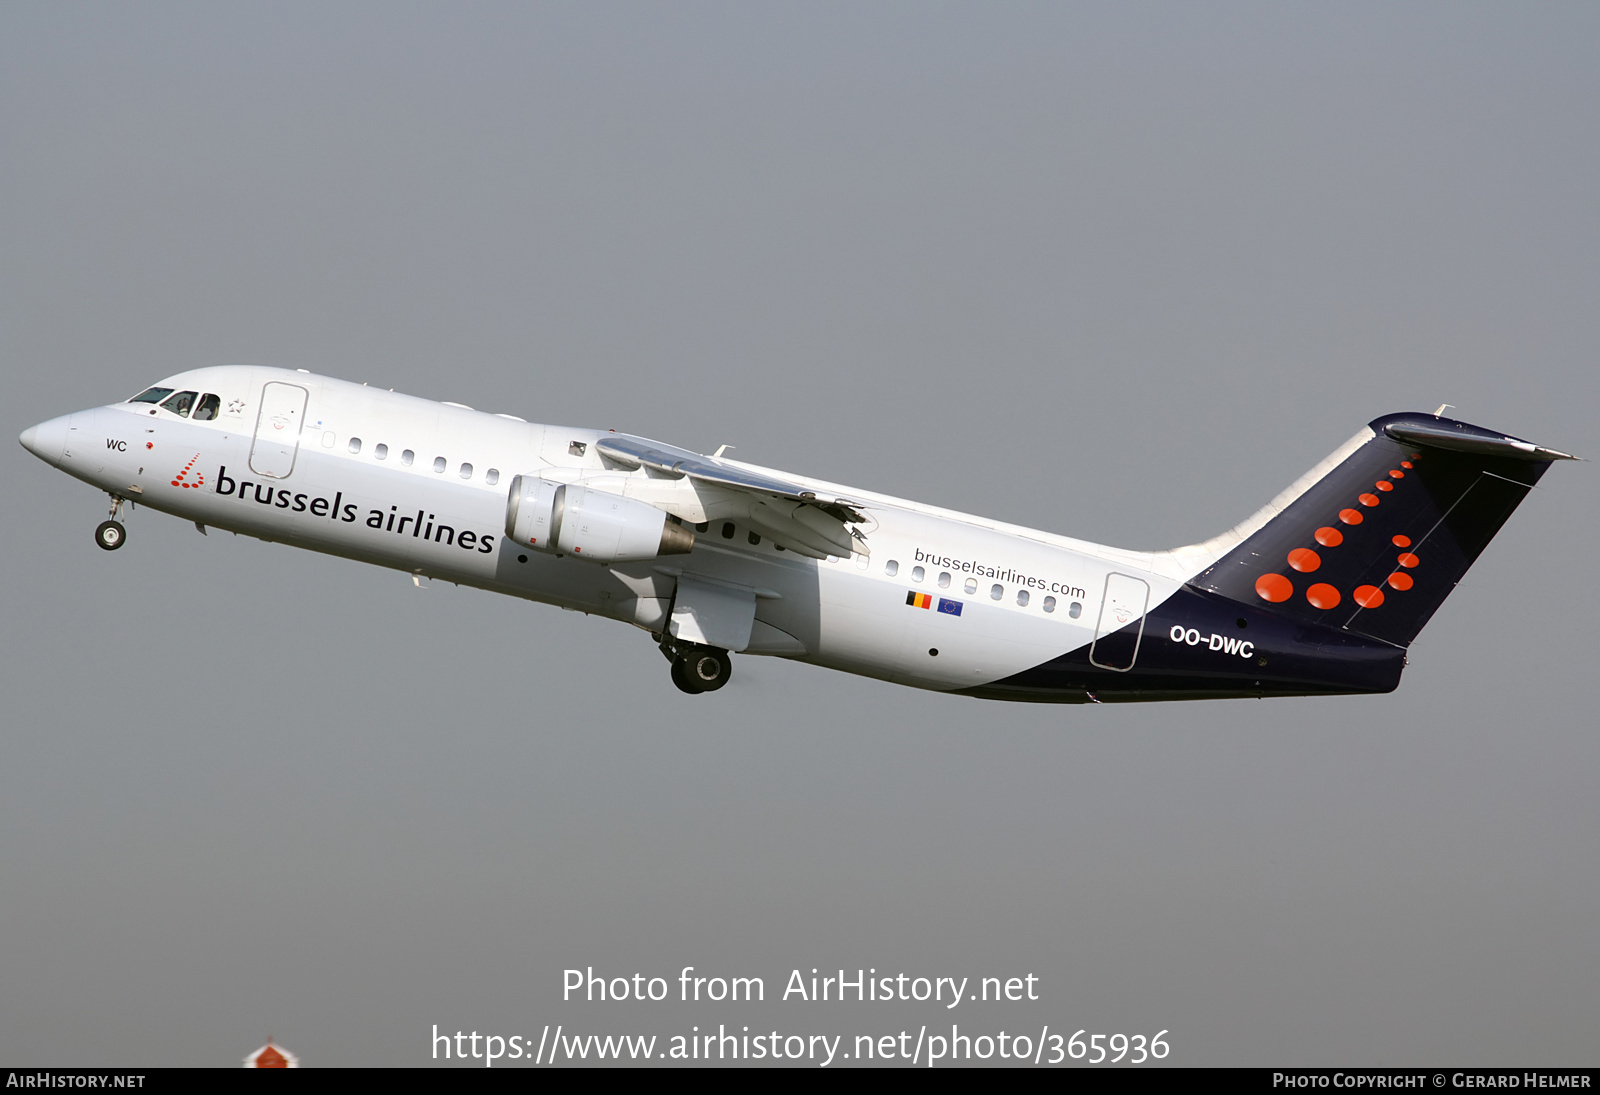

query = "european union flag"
[{"left": 937, "top": 598, "right": 963, "bottom": 617}]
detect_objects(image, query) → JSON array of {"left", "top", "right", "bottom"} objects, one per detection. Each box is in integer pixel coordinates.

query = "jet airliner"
[{"left": 20, "top": 366, "right": 1574, "bottom": 699}]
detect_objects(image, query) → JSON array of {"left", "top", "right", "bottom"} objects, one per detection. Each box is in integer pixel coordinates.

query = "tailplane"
[{"left": 1190, "top": 413, "right": 1576, "bottom": 647}]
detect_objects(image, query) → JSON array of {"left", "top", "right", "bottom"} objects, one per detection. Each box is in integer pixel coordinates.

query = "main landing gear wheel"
[
  {"left": 671, "top": 647, "right": 732, "bottom": 694},
  {"left": 94, "top": 520, "right": 126, "bottom": 551}
]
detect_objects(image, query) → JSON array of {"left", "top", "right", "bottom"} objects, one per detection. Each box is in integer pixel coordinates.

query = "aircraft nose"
[{"left": 20, "top": 414, "right": 71, "bottom": 466}]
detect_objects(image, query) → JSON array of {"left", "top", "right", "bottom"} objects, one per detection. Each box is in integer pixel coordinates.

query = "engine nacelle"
[{"left": 505, "top": 475, "right": 694, "bottom": 562}]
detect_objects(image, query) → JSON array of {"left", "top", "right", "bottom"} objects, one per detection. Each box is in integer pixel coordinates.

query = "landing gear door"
[
  {"left": 670, "top": 575, "right": 757, "bottom": 653},
  {"left": 249, "top": 382, "right": 308, "bottom": 479},
  {"left": 1089, "top": 572, "right": 1150, "bottom": 672}
]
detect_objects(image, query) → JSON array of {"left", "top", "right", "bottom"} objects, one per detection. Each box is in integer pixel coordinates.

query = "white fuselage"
[{"left": 31, "top": 365, "right": 1220, "bottom": 694}]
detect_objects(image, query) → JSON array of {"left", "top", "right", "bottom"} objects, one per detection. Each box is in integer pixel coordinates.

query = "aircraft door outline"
[
  {"left": 1089, "top": 572, "right": 1150, "bottom": 672},
  {"left": 249, "top": 382, "right": 308, "bottom": 479}
]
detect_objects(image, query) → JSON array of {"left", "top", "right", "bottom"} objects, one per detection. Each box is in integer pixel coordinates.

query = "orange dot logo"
[
  {"left": 1339, "top": 509, "right": 1364, "bottom": 525},
  {"left": 171, "top": 455, "right": 205, "bottom": 489},
  {"left": 1353, "top": 585, "right": 1385, "bottom": 608},
  {"left": 1392, "top": 534, "right": 1411, "bottom": 547},
  {"left": 1401, "top": 460, "right": 1413, "bottom": 469},
  {"left": 1359, "top": 493, "right": 1380, "bottom": 507},
  {"left": 1256, "top": 574, "right": 1293, "bottom": 603},
  {"left": 1389, "top": 469, "right": 1404, "bottom": 479},
  {"left": 1314, "top": 527, "right": 1344, "bottom": 547},
  {"left": 1387, "top": 572, "right": 1414, "bottom": 591},
  {"left": 1397, "top": 552, "right": 1419, "bottom": 568},
  {"left": 1306, "top": 583, "right": 1341, "bottom": 610},
  {"left": 1287, "top": 548, "right": 1321, "bottom": 572},
  {"left": 1375, "top": 480, "right": 1393, "bottom": 492}
]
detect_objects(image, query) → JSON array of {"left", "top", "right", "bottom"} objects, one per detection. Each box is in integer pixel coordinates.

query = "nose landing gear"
[
  {"left": 660, "top": 636, "right": 732, "bottom": 694},
  {"left": 95, "top": 521, "right": 127, "bottom": 550},
  {"left": 95, "top": 495, "right": 128, "bottom": 551}
]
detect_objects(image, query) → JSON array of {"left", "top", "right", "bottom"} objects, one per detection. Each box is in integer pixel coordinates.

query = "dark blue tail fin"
[{"left": 1191, "top": 413, "right": 1575, "bottom": 647}]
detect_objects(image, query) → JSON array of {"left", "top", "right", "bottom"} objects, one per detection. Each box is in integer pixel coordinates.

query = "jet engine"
[{"left": 505, "top": 475, "right": 694, "bottom": 562}]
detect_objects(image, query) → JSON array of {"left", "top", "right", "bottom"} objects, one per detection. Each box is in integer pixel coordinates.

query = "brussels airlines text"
[{"left": 214, "top": 466, "right": 497, "bottom": 554}]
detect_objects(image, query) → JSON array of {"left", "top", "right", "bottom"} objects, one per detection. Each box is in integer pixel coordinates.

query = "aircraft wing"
[{"left": 596, "top": 434, "right": 869, "bottom": 558}]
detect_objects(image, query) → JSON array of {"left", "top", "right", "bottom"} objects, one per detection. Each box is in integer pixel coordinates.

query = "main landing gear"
[
  {"left": 95, "top": 496, "right": 128, "bottom": 551},
  {"left": 660, "top": 637, "right": 732, "bottom": 694}
]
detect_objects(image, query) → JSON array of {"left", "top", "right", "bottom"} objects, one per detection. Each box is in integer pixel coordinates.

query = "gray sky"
[{"left": 3, "top": 1, "right": 1596, "bottom": 1067}]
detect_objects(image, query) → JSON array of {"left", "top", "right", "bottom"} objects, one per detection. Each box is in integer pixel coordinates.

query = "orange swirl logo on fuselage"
[{"left": 1254, "top": 456, "right": 1421, "bottom": 612}]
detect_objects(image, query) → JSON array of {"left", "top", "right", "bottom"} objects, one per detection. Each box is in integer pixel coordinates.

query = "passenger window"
[
  {"left": 746, "top": 531, "right": 760, "bottom": 545},
  {"left": 192, "top": 394, "right": 221, "bottom": 421},
  {"left": 1069, "top": 601, "right": 1083, "bottom": 618},
  {"left": 349, "top": 438, "right": 362, "bottom": 454},
  {"left": 938, "top": 572, "right": 951, "bottom": 588},
  {"left": 460, "top": 463, "right": 473, "bottom": 479},
  {"left": 695, "top": 522, "right": 709, "bottom": 533},
  {"left": 433, "top": 457, "right": 446, "bottom": 473},
  {"left": 990, "top": 584, "right": 1003, "bottom": 601},
  {"left": 486, "top": 469, "right": 500, "bottom": 486},
  {"left": 1016, "top": 590, "right": 1030, "bottom": 607},
  {"left": 401, "top": 449, "right": 414, "bottom": 466},
  {"left": 964, "top": 578, "right": 978, "bottom": 595},
  {"left": 1043, "top": 596, "right": 1056, "bottom": 613},
  {"left": 161, "top": 391, "right": 198, "bottom": 417},
  {"left": 128, "top": 387, "right": 174, "bottom": 404},
  {"left": 721, "top": 522, "right": 735, "bottom": 539},
  {"left": 885, "top": 560, "right": 899, "bottom": 576},
  {"left": 911, "top": 566, "right": 925, "bottom": 582},
  {"left": 375, "top": 443, "right": 388, "bottom": 460}
]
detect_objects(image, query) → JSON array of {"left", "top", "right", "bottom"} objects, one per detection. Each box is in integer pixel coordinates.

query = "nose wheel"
[
  {"left": 95, "top": 520, "right": 127, "bottom": 551},
  {"left": 667, "top": 645, "right": 732, "bottom": 694},
  {"left": 95, "top": 494, "right": 129, "bottom": 550}
]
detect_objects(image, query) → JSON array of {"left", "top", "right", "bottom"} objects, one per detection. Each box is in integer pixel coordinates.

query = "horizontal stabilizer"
[{"left": 1383, "top": 419, "right": 1579, "bottom": 462}]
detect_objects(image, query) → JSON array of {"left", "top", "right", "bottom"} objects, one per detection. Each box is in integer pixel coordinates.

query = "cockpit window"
[
  {"left": 192, "top": 393, "right": 221, "bottom": 421},
  {"left": 129, "top": 387, "right": 174, "bottom": 404},
  {"left": 160, "top": 390, "right": 199, "bottom": 417}
]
